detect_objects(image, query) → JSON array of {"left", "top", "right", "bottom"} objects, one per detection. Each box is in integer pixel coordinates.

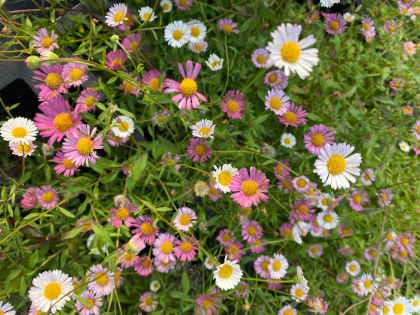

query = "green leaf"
[
  {"left": 62, "top": 225, "right": 84, "bottom": 240},
  {"left": 140, "top": 199, "right": 156, "bottom": 211},
  {"left": 9, "top": 102, "right": 20, "bottom": 110},
  {"left": 306, "top": 112, "right": 321, "bottom": 122},
  {"left": 131, "top": 154, "right": 148, "bottom": 184},
  {"left": 93, "top": 100, "right": 106, "bottom": 111},
  {"left": 170, "top": 291, "right": 194, "bottom": 302},
  {"left": 156, "top": 207, "right": 172, "bottom": 212},
  {"left": 107, "top": 76, "right": 118, "bottom": 84},
  {"left": 19, "top": 277, "right": 26, "bottom": 297},
  {"left": 91, "top": 221, "right": 115, "bottom": 248},
  {"left": 117, "top": 107, "right": 135, "bottom": 119},
  {"left": 355, "top": 4, "right": 363, "bottom": 12},
  {"left": 102, "top": 250, "right": 120, "bottom": 265},
  {"left": 73, "top": 293, "right": 95, "bottom": 308},
  {"left": 181, "top": 271, "right": 190, "bottom": 294},
  {"left": 250, "top": 114, "right": 269, "bottom": 127},
  {"left": 102, "top": 171, "right": 120, "bottom": 183},
  {"left": 59, "top": 207, "right": 76, "bottom": 218}
]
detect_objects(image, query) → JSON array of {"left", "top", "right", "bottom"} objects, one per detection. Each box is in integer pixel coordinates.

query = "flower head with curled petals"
[
  {"left": 174, "top": 235, "right": 199, "bottom": 261},
  {"left": 108, "top": 200, "right": 137, "bottom": 228},
  {"left": 221, "top": 90, "right": 247, "bottom": 119},
  {"left": 33, "top": 28, "right": 59, "bottom": 54},
  {"left": 33, "top": 64, "right": 69, "bottom": 100},
  {"left": 187, "top": 138, "right": 212, "bottom": 163},
  {"left": 218, "top": 18, "right": 240, "bottom": 34},
  {"left": 131, "top": 215, "right": 160, "bottom": 245},
  {"left": 241, "top": 220, "right": 262, "bottom": 244},
  {"left": 279, "top": 103, "right": 307, "bottom": 127},
  {"left": 76, "top": 88, "right": 99, "bottom": 113}
]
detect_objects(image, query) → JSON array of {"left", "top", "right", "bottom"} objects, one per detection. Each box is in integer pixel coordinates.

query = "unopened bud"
[
  {"left": 116, "top": 117, "right": 122, "bottom": 123},
  {"left": 40, "top": 51, "right": 59, "bottom": 66},
  {"left": 78, "top": 26, "right": 85, "bottom": 33},
  {"left": 125, "top": 235, "right": 146, "bottom": 254},
  {"left": 25, "top": 56, "right": 41, "bottom": 69},
  {"left": 110, "top": 35, "right": 120, "bottom": 43}
]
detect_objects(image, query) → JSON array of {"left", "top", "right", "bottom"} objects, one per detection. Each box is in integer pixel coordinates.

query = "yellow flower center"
[
  {"left": 307, "top": 189, "right": 314, "bottom": 196},
  {"left": 312, "top": 247, "right": 319, "bottom": 253},
  {"left": 386, "top": 233, "right": 393, "bottom": 240},
  {"left": 85, "top": 298, "right": 95, "bottom": 309},
  {"left": 172, "top": 30, "right": 183, "bottom": 41},
  {"left": 44, "top": 282, "right": 62, "bottom": 300},
  {"left": 364, "top": 174, "right": 371, "bottom": 181},
  {"left": 369, "top": 250, "right": 377, "bottom": 256},
  {"left": 256, "top": 55, "right": 265, "bottom": 64},
  {"left": 54, "top": 113, "right": 73, "bottom": 132},
  {"left": 76, "top": 137, "right": 93, "bottom": 155},
  {"left": 413, "top": 301, "right": 419, "bottom": 307},
  {"left": 284, "top": 138, "right": 291, "bottom": 144},
  {"left": 282, "top": 180, "right": 291, "bottom": 188},
  {"left": 193, "top": 45, "right": 202, "bottom": 50},
  {"left": 364, "top": 280, "right": 371, "bottom": 289},
  {"left": 115, "top": 207, "right": 129, "bottom": 221},
  {"left": 142, "top": 259, "right": 151, "bottom": 267},
  {"left": 283, "top": 112, "right": 297, "bottom": 123},
  {"left": 323, "top": 214, "right": 333, "bottom": 223},
  {"left": 363, "top": 23, "right": 370, "bottom": 31},
  {"left": 96, "top": 272, "right": 109, "bottom": 286},
  {"left": 141, "top": 222, "right": 153, "bottom": 235},
  {"left": 161, "top": 241, "right": 173, "bottom": 254},
  {"left": 218, "top": 264, "right": 233, "bottom": 279},
  {"left": 46, "top": 73, "right": 62, "bottom": 90},
  {"left": 326, "top": 155, "right": 346, "bottom": 175},
  {"left": 195, "top": 144, "right": 207, "bottom": 156},
  {"left": 223, "top": 25, "right": 232, "bottom": 32},
  {"left": 124, "top": 253, "right": 134, "bottom": 262},
  {"left": 210, "top": 188, "right": 218, "bottom": 196},
  {"left": 381, "top": 194, "right": 387, "bottom": 201},
  {"left": 296, "top": 179, "right": 306, "bottom": 188},
  {"left": 272, "top": 260, "right": 281, "bottom": 271},
  {"left": 199, "top": 127, "right": 210, "bottom": 137},
  {"left": 190, "top": 27, "right": 200, "bottom": 37},
  {"left": 211, "top": 61, "right": 221, "bottom": 69},
  {"left": 260, "top": 261, "right": 269, "bottom": 271},
  {"left": 329, "top": 21, "right": 339, "bottom": 31},
  {"left": 72, "top": 282, "right": 80, "bottom": 293},
  {"left": 114, "top": 12, "right": 125, "bottom": 23},
  {"left": 163, "top": 3, "right": 169, "bottom": 10},
  {"left": 217, "top": 171, "right": 232, "bottom": 186},
  {"left": 124, "top": 14, "right": 132, "bottom": 25},
  {"left": 42, "top": 36, "right": 53, "bottom": 48},
  {"left": 400, "top": 237, "right": 409, "bottom": 245},
  {"left": 124, "top": 81, "right": 136, "bottom": 92},
  {"left": 150, "top": 78, "right": 159, "bottom": 90},
  {"left": 180, "top": 78, "right": 197, "bottom": 97},
  {"left": 63, "top": 158, "right": 75, "bottom": 169},
  {"left": 268, "top": 74, "right": 277, "bottom": 83},
  {"left": 275, "top": 165, "right": 283, "bottom": 174},
  {"left": 226, "top": 100, "right": 238, "bottom": 113},
  {"left": 69, "top": 68, "right": 83, "bottom": 81},
  {"left": 353, "top": 195, "right": 361, "bottom": 204},
  {"left": 42, "top": 191, "right": 54, "bottom": 203},
  {"left": 408, "top": 46, "right": 413, "bottom": 51},
  {"left": 222, "top": 234, "right": 231, "bottom": 242},
  {"left": 179, "top": 214, "right": 191, "bottom": 225},
  {"left": 230, "top": 245, "right": 238, "bottom": 254},
  {"left": 118, "top": 121, "right": 129, "bottom": 132},
  {"left": 321, "top": 198, "right": 327, "bottom": 206},
  {"left": 203, "top": 299, "right": 212, "bottom": 307},
  {"left": 295, "top": 288, "right": 303, "bottom": 297},
  {"left": 145, "top": 297, "right": 153, "bottom": 306},
  {"left": 314, "top": 220, "right": 319, "bottom": 227},
  {"left": 284, "top": 228, "right": 292, "bottom": 236},
  {"left": 179, "top": 0, "right": 187, "bottom": 6},
  {"left": 18, "top": 143, "right": 31, "bottom": 153},
  {"left": 181, "top": 242, "right": 192, "bottom": 253},
  {"left": 254, "top": 239, "right": 261, "bottom": 246},
  {"left": 85, "top": 96, "right": 95, "bottom": 107},
  {"left": 299, "top": 205, "right": 308, "bottom": 214},
  {"left": 311, "top": 134, "right": 324, "bottom": 146},
  {"left": 284, "top": 311, "right": 293, "bottom": 315},
  {"left": 388, "top": 25, "right": 394, "bottom": 32},
  {"left": 370, "top": 305, "right": 376, "bottom": 312},
  {"left": 129, "top": 41, "right": 139, "bottom": 51},
  {"left": 270, "top": 97, "right": 282, "bottom": 110},
  {"left": 398, "top": 249, "right": 408, "bottom": 257},
  {"left": 12, "top": 127, "right": 27, "bottom": 138},
  {"left": 242, "top": 180, "right": 258, "bottom": 197},
  {"left": 143, "top": 13, "right": 151, "bottom": 20},
  {"left": 112, "top": 58, "right": 123, "bottom": 68},
  {"left": 281, "top": 42, "right": 301, "bottom": 63},
  {"left": 82, "top": 222, "right": 91, "bottom": 231},
  {"left": 349, "top": 265, "right": 356, "bottom": 272},
  {"left": 248, "top": 226, "right": 257, "bottom": 236},
  {"left": 241, "top": 207, "right": 251, "bottom": 215}
]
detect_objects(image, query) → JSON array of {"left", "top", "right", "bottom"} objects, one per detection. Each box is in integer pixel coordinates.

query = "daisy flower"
[
  {"left": 150, "top": 280, "right": 160, "bottom": 292},
  {"left": 278, "top": 178, "right": 294, "bottom": 193},
  {"left": 187, "top": 20, "right": 206, "bottom": 43},
  {"left": 105, "top": 3, "right": 128, "bottom": 27},
  {"left": 164, "top": 21, "right": 190, "bottom": 48},
  {"left": 390, "top": 78, "right": 403, "bottom": 90},
  {"left": 264, "top": 70, "right": 288, "bottom": 89},
  {"left": 1, "top": 117, "right": 38, "bottom": 145},
  {"left": 384, "top": 230, "right": 397, "bottom": 246},
  {"left": 63, "top": 58, "right": 87, "bottom": 87},
  {"left": 317, "top": 211, "right": 339, "bottom": 230},
  {"left": 112, "top": 116, "right": 134, "bottom": 139},
  {"left": 76, "top": 219, "right": 93, "bottom": 233},
  {"left": 364, "top": 247, "right": 378, "bottom": 260},
  {"left": 139, "top": 292, "right": 158, "bottom": 313},
  {"left": 279, "top": 305, "right": 297, "bottom": 315},
  {"left": 161, "top": 0, "right": 173, "bottom": 12},
  {"left": 336, "top": 272, "right": 349, "bottom": 283},
  {"left": 395, "top": 232, "right": 415, "bottom": 253},
  {"left": 249, "top": 238, "right": 266, "bottom": 254},
  {"left": 303, "top": 124, "right": 335, "bottom": 155},
  {"left": 194, "top": 180, "right": 210, "bottom": 197},
  {"left": 290, "top": 284, "right": 308, "bottom": 302},
  {"left": 173, "top": 207, "right": 197, "bottom": 231},
  {"left": 281, "top": 133, "right": 297, "bottom": 149},
  {"left": 105, "top": 50, "right": 127, "bottom": 70},
  {"left": 139, "top": 6, "right": 156, "bottom": 22},
  {"left": 28, "top": 304, "right": 45, "bottom": 315},
  {"left": 125, "top": 234, "right": 146, "bottom": 255},
  {"left": 117, "top": 8, "right": 133, "bottom": 31},
  {"left": 361, "top": 168, "right": 375, "bottom": 186},
  {"left": 142, "top": 70, "right": 164, "bottom": 93},
  {"left": 391, "top": 246, "right": 414, "bottom": 264},
  {"left": 296, "top": 266, "right": 310, "bottom": 291},
  {"left": 324, "top": 13, "right": 347, "bottom": 35},
  {"left": 75, "top": 290, "right": 103, "bottom": 315},
  {"left": 241, "top": 220, "right": 262, "bottom": 244},
  {"left": 34, "top": 96, "right": 82, "bottom": 145},
  {"left": 377, "top": 188, "right": 393, "bottom": 208},
  {"left": 235, "top": 281, "right": 249, "bottom": 297},
  {"left": 212, "top": 164, "right": 239, "bottom": 193},
  {"left": 229, "top": 167, "right": 270, "bottom": 208},
  {"left": 0, "top": 302, "right": 15, "bottom": 315},
  {"left": 188, "top": 40, "right": 208, "bottom": 53},
  {"left": 384, "top": 21, "right": 396, "bottom": 34},
  {"left": 174, "top": 235, "right": 199, "bottom": 261},
  {"left": 412, "top": 296, "right": 420, "bottom": 313},
  {"left": 225, "top": 240, "right": 245, "bottom": 261},
  {"left": 292, "top": 176, "right": 311, "bottom": 194},
  {"left": 106, "top": 131, "right": 129, "bottom": 147},
  {"left": 154, "top": 258, "right": 176, "bottom": 273},
  {"left": 191, "top": 119, "right": 215, "bottom": 138},
  {"left": 398, "top": 0, "right": 415, "bottom": 9},
  {"left": 264, "top": 88, "right": 290, "bottom": 115},
  {"left": 9, "top": 141, "right": 36, "bottom": 158},
  {"left": 388, "top": 296, "right": 414, "bottom": 315},
  {"left": 317, "top": 193, "right": 331, "bottom": 211},
  {"left": 338, "top": 224, "right": 353, "bottom": 238},
  {"left": 308, "top": 244, "right": 323, "bottom": 258},
  {"left": 274, "top": 160, "right": 291, "bottom": 180},
  {"left": 153, "top": 233, "right": 176, "bottom": 263},
  {"left": 208, "top": 184, "right": 222, "bottom": 201},
  {"left": 174, "top": 0, "right": 192, "bottom": 10},
  {"left": 213, "top": 256, "right": 243, "bottom": 291},
  {"left": 33, "top": 28, "right": 59, "bottom": 54},
  {"left": 405, "top": 43, "right": 417, "bottom": 55},
  {"left": 36, "top": 185, "right": 60, "bottom": 209},
  {"left": 411, "top": 120, "right": 420, "bottom": 139},
  {"left": 266, "top": 23, "right": 319, "bottom": 79},
  {"left": 132, "top": 215, "right": 160, "bottom": 245},
  {"left": 206, "top": 54, "right": 223, "bottom": 71},
  {"left": 359, "top": 273, "right": 374, "bottom": 296},
  {"left": 33, "top": 64, "right": 68, "bottom": 100},
  {"left": 187, "top": 138, "right": 212, "bottom": 163},
  {"left": 251, "top": 48, "right": 270, "bottom": 68},
  {"left": 348, "top": 189, "right": 369, "bottom": 212},
  {"left": 279, "top": 103, "right": 307, "bottom": 127},
  {"left": 254, "top": 255, "right": 271, "bottom": 279},
  {"left": 345, "top": 261, "right": 361, "bottom": 276},
  {"left": 62, "top": 124, "right": 103, "bottom": 167},
  {"left": 121, "top": 74, "right": 142, "bottom": 96},
  {"left": 216, "top": 229, "right": 235, "bottom": 246},
  {"left": 343, "top": 12, "right": 355, "bottom": 22},
  {"left": 195, "top": 295, "right": 217, "bottom": 315},
  {"left": 399, "top": 141, "right": 410, "bottom": 152},
  {"left": 402, "top": 106, "right": 413, "bottom": 115},
  {"left": 291, "top": 199, "right": 315, "bottom": 221},
  {"left": 76, "top": 88, "right": 99, "bottom": 113},
  {"left": 21, "top": 188, "right": 38, "bottom": 209},
  {"left": 161, "top": 152, "right": 181, "bottom": 171},
  {"left": 361, "top": 17, "right": 375, "bottom": 37},
  {"left": 134, "top": 256, "right": 154, "bottom": 276},
  {"left": 122, "top": 34, "right": 141, "bottom": 53},
  {"left": 204, "top": 256, "right": 216, "bottom": 270},
  {"left": 28, "top": 270, "right": 73, "bottom": 313},
  {"left": 320, "top": 0, "right": 340, "bottom": 7},
  {"left": 280, "top": 223, "right": 293, "bottom": 238},
  {"left": 352, "top": 279, "right": 364, "bottom": 296},
  {"left": 268, "top": 253, "right": 289, "bottom": 279},
  {"left": 152, "top": 110, "right": 170, "bottom": 127},
  {"left": 108, "top": 200, "right": 137, "bottom": 228},
  {"left": 219, "top": 18, "right": 240, "bottom": 34},
  {"left": 87, "top": 264, "right": 114, "bottom": 297},
  {"left": 53, "top": 150, "right": 80, "bottom": 177},
  {"left": 164, "top": 60, "right": 207, "bottom": 110},
  {"left": 221, "top": 90, "right": 247, "bottom": 119}
]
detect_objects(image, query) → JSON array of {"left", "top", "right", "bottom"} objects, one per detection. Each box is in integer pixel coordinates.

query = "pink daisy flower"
[
  {"left": 153, "top": 233, "right": 177, "bottom": 263},
  {"left": 229, "top": 167, "right": 270, "bottom": 208},
  {"left": 33, "top": 28, "right": 59, "bottom": 54},
  {"left": 402, "top": 106, "right": 413, "bottom": 115},
  {"left": 414, "top": 146, "right": 420, "bottom": 155},
  {"left": 303, "top": 124, "right": 335, "bottom": 155},
  {"left": 395, "top": 232, "right": 415, "bottom": 252},
  {"left": 361, "top": 168, "right": 375, "bottom": 186},
  {"left": 254, "top": 255, "right": 271, "bottom": 279},
  {"left": 273, "top": 159, "right": 291, "bottom": 180},
  {"left": 338, "top": 248, "right": 354, "bottom": 255},
  {"left": 209, "top": 288, "right": 222, "bottom": 302},
  {"left": 218, "top": 18, "right": 240, "bottom": 34},
  {"left": 376, "top": 188, "right": 393, "bottom": 208},
  {"left": 352, "top": 279, "right": 364, "bottom": 296},
  {"left": 188, "top": 40, "right": 208, "bottom": 53},
  {"left": 134, "top": 256, "right": 154, "bottom": 276},
  {"left": 75, "top": 219, "right": 93, "bottom": 233},
  {"left": 292, "top": 176, "right": 311, "bottom": 194},
  {"left": 235, "top": 281, "right": 249, "bottom": 297},
  {"left": 391, "top": 246, "right": 414, "bottom": 264},
  {"left": 63, "top": 57, "right": 88, "bottom": 87},
  {"left": 384, "top": 230, "right": 397, "bottom": 247},
  {"left": 412, "top": 120, "right": 420, "bottom": 139},
  {"left": 221, "top": 90, "right": 247, "bottom": 120},
  {"left": 404, "top": 41, "right": 416, "bottom": 54},
  {"left": 268, "top": 279, "right": 282, "bottom": 291},
  {"left": 76, "top": 88, "right": 99, "bottom": 113},
  {"left": 154, "top": 258, "right": 176, "bottom": 273},
  {"left": 105, "top": 49, "right": 127, "bottom": 70},
  {"left": 164, "top": 60, "right": 207, "bottom": 111},
  {"left": 264, "top": 70, "right": 288, "bottom": 89},
  {"left": 142, "top": 69, "right": 166, "bottom": 92},
  {"left": 364, "top": 247, "right": 378, "bottom": 261},
  {"left": 195, "top": 294, "right": 218, "bottom": 315},
  {"left": 174, "top": 235, "right": 199, "bottom": 261},
  {"left": 36, "top": 185, "right": 60, "bottom": 209},
  {"left": 117, "top": 8, "right": 134, "bottom": 31},
  {"left": 75, "top": 290, "right": 102, "bottom": 315},
  {"left": 336, "top": 272, "right": 349, "bottom": 284},
  {"left": 324, "top": 13, "right": 347, "bottom": 35},
  {"left": 106, "top": 131, "right": 129, "bottom": 147},
  {"left": 279, "top": 223, "right": 293, "bottom": 239},
  {"left": 114, "top": 267, "right": 124, "bottom": 288},
  {"left": 249, "top": 238, "right": 266, "bottom": 254},
  {"left": 34, "top": 96, "right": 82, "bottom": 145},
  {"left": 251, "top": 48, "right": 270, "bottom": 68},
  {"left": 278, "top": 103, "right": 307, "bottom": 127},
  {"left": 337, "top": 224, "right": 353, "bottom": 238},
  {"left": 225, "top": 240, "right": 245, "bottom": 261},
  {"left": 291, "top": 199, "right": 315, "bottom": 222},
  {"left": 278, "top": 305, "right": 297, "bottom": 315},
  {"left": 132, "top": 215, "right": 160, "bottom": 245},
  {"left": 384, "top": 21, "right": 396, "bottom": 34},
  {"left": 398, "top": 0, "right": 415, "bottom": 9},
  {"left": 306, "top": 10, "right": 320, "bottom": 23},
  {"left": 53, "top": 150, "right": 80, "bottom": 177},
  {"left": 308, "top": 297, "right": 328, "bottom": 314},
  {"left": 139, "top": 292, "right": 158, "bottom": 313},
  {"left": 121, "top": 73, "right": 142, "bottom": 96},
  {"left": 174, "top": 0, "right": 192, "bottom": 10},
  {"left": 21, "top": 187, "right": 38, "bottom": 209},
  {"left": 208, "top": 183, "right": 222, "bottom": 201},
  {"left": 122, "top": 33, "right": 141, "bottom": 53},
  {"left": 389, "top": 78, "right": 402, "bottom": 90},
  {"left": 308, "top": 244, "right": 323, "bottom": 258},
  {"left": 161, "top": 152, "right": 181, "bottom": 171},
  {"left": 33, "top": 64, "right": 69, "bottom": 100},
  {"left": 241, "top": 220, "right": 262, "bottom": 244},
  {"left": 187, "top": 138, "right": 212, "bottom": 163},
  {"left": 108, "top": 200, "right": 137, "bottom": 228},
  {"left": 87, "top": 264, "right": 115, "bottom": 297},
  {"left": 348, "top": 189, "right": 369, "bottom": 211},
  {"left": 264, "top": 88, "right": 290, "bottom": 115},
  {"left": 153, "top": 110, "right": 170, "bottom": 127},
  {"left": 216, "top": 229, "right": 235, "bottom": 246},
  {"left": 62, "top": 124, "right": 103, "bottom": 167},
  {"left": 173, "top": 207, "right": 197, "bottom": 231},
  {"left": 361, "top": 17, "right": 375, "bottom": 37},
  {"left": 9, "top": 141, "right": 36, "bottom": 157}
]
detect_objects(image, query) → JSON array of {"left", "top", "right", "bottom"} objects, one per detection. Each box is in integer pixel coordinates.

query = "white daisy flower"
[
  {"left": 139, "top": 6, "right": 157, "bottom": 22},
  {"left": 187, "top": 20, "right": 207, "bottom": 43},
  {"left": 213, "top": 256, "right": 243, "bottom": 291},
  {"left": 191, "top": 119, "right": 215, "bottom": 138},
  {"left": 399, "top": 141, "right": 410, "bottom": 152},
  {"left": 160, "top": 0, "right": 173, "bottom": 12},
  {"left": 204, "top": 256, "right": 216, "bottom": 270},
  {"left": 292, "top": 226, "right": 303, "bottom": 244},
  {"left": 0, "top": 301, "right": 15, "bottom": 315},
  {"left": 290, "top": 283, "right": 308, "bottom": 302},
  {"left": 28, "top": 270, "right": 73, "bottom": 313},
  {"left": 296, "top": 266, "right": 309, "bottom": 291},
  {"left": 264, "top": 88, "right": 290, "bottom": 115},
  {"left": 310, "top": 227, "right": 324, "bottom": 238},
  {"left": 359, "top": 273, "right": 374, "bottom": 296},
  {"left": 280, "top": 133, "right": 296, "bottom": 148},
  {"left": 387, "top": 296, "right": 414, "bottom": 315},
  {"left": 345, "top": 260, "right": 361, "bottom": 277},
  {"left": 111, "top": 116, "right": 135, "bottom": 138},
  {"left": 212, "top": 164, "right": 239, "bottom": 193},
  {"left": 268, "top": 253, "right": 289, "bottom": 279},
  {"left": 105, "top": 3, "right": 128, "bottom": 27},
  {"left": 164, "top": 21, "right": 190, "bottom": 48},
  {"left": 320, "top": 0, "right": 340, "bottom": 8},
  {"left": 411, "top": 295, "right": 420, "bottom": 312},
  {"left": 150, "top": 280, "right": 161, "bottom": 292},
  {"left": 313, "top": 142, "right": 362, "bottom": 190},
  {"left": 0, "top": 117, "right": 38, "bottom": 145},
  {"left": 206, "top": 54, "right": 223, "bottom": 71},
  {"left": 316, "top": 211, "right": 339, "bottom": 230},
  {"left": 343, "top": 12, "right": 355, "bottom": 22},
  {"left": 317, "top": 192, "right": 332, "bottom": 211},
  {"left": 266, "top": 23, "right": 319, "bottom": 79}
]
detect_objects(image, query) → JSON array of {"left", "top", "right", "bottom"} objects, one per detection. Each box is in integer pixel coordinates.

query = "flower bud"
[
  {"left": 125, "top": 234, "right": 146, "bottom": 254},
  {"left": 110, "top": 35, "right": 120, "bottom": 43},
  {"left": 40, "top": 51, "right": 59, "bottom": 66},
  {"left": 25, "top": 56, "right": 41, "bottom": 69}
]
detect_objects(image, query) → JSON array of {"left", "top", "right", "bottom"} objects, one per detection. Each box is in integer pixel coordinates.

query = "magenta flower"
[
  {"left": 324, "top": 13, "right": 347, "bottom": 35},
  {"left": 225, "top": 240, "right": 245, "bottom": 261},
  {"left": 278, "top": 103, "right": 307, "bottom": 127},
  {"left": 398, "top": 0, "right": 415, "bottom": 9},
  {"left": 361, "top": 168, "right": 375, "bottom": 186},
  {"left": 87, "top": 264, "right": 114, "bottom": 297},
  {"left": 107, "top": 200, "right": 137, "bottom": 227},
  {"left": 118, "top": 245, "right": 140, "bottom": 268},
  {"left": 62, "top": 124, "right": 103, "bottom": 167},
  {"left": 395, "top": 232, "right": 415, "bottom": 252},
  {"left": 174, "top": 235, "right": 199, "bottom": 261},
  {"left": 218, "top": 18, "right": 240, "bottom": 34},
  {"left": 235, "top": 281, "right": 249, "bottom": 297},
  {"left": 142, "top": 69, "right": 166, "bottom": 92},
  {"left": 308, "top": 244, "right": 323, "bottom": 258},
  {"left": 106, "top": 131, "right": 129, "bottom": 147},
  {"left": 117, "top": 8, "right": 134, "bottom": 31},
  {"left": 153, "top": 233, "right": 177, "bottom": 263},
  {"left": 348, "top": 189, "right": 369, "bottom": 212},
  {"left": 273, "top": 159, "right": 291, "bottom": 180},
  {"left": 187, "top": 138, "right": 212, "bottom": 163},
  {"left": 132, "top": 215, "right": 160, "bottom": 245},
  {"left": 404, "top": 41, "right": 416, "bottom": 54},
  {"left": 33, "top": 28, "right": 59, "bottom": 54},
  {"left": 391, "top": 245, "right": 414, "bottom": 264},
  {"left": 384, "top": 21, "right": 396, "bottom": 34},
  {"left": 221, "top": 90, "right": 247, "bottom": 119},
  {"left": 21, "top": 187, "right": 38, "bottom": 209},
  {"left": 376, "top": 188, "right": 393, "bottom": 208},
  {"left": 364, "top": 247, "right": 378, "bottom": 260},
  {"left": 291, "top": 199, "right": 315, "bottom": 222},
  {"left": 75, "top": 88, "right": 99, "bottom": 113},
  {"left": 173, "top": 207, "right": 197, "bottom": 231},
  {"left": 53, "top": 150, "right": 80, "bottom": 177},
  {"left": 195, "top": 294, "right": 218, "bottom": 315},
  {"left": 63, "top": 57, "right": 88, "bottom": 87},
  {"left": 139, "top": 292, "right": 158, "bottom": 313},
  {"left": 216, "top": 229, "right": 235, "bottom": 246},
  {"left": 105, "top": 49, "right": 127, "bottom": 70},
  {"left": 33, "top": 64, "right": 69, "bottom": 100},
  {"left": 249, "top": 238, "right": 266, "bottom": 254},
  {"left": 189, "top": 40, "right": 208, "bottom": 53},
  {"left": 122, "top": 33, "right": 141, "bottom": 53},
  {"left": 278, "top": 178, "right": 294, "bottom": 193},
  {"left": 9, "top": 141, "right": 36, "bottom": 157},
  {"left": 164, "top": 60, "right": 207, "bottom": 110},
  {"left": 121, "top": 72, "right": 142, "bottom": 96},
  {"left": 280, "top": 223, "right": 293, "bottom": 238},
  {"left": 161, "top": 152, "right": 181, "bottom": 171},
  {"left": 76, "top": 219, "right": 93, "bottom": 233},
  {"left": 229, "top": 167, "right": 270, "bottom": 208},
  {"left": 36, "top": 185, "right": 60, "bottom": 209},
  {"left": 241, "top": 220, "right": 262, "bottom": 244},
  {"left": 174, "top": 0, "right": 192, "bottom": 10},
  {"left": 292, "top": 175, "right": 311, "bottom": 194},
  {"left": 337, "top": 224, "right": 353, "bottom": 238},
  {"left": 264, "top": 70, "right": 288, "bottom": 89},
  {"left": 34, "top": 96, "right": 82, "bottom": 145},
  {"left": 402, "top": 106, "right": 413, "bottom": 115},
  {"left": 154, "top": 258, "right": 176, "bottom": 273},
  {"left": 361, "top": 17, "right": 375, "bottom": 37},
  {"left": 306, "top": 10, "right": 320, "bottom": 23},
  {"left": 75, "top": 290, "right": 103, "bottom": 315},
  {"left": 265, "top": 88, "right": 290, "bottom": 116},
  {"left": 208, "top": 183, "right": 222, "bottom": 201},
  {"left": 251, "top": 48, "right": 270, "bottom": 68},
  {"left": 254, "top": 255, "right": 271, "bottom": 279},
  {"left": 134, "top": 256, "right": 154, "bottom": 276},
  {"left": 303, "top": 124, "right": 335, "bottom": 155}
]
